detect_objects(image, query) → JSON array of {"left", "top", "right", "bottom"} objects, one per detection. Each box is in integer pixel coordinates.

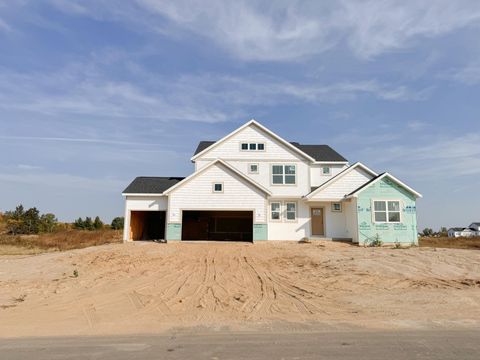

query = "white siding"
[
  {"left": 268, "top": 200, "right": 310, "bottom": 240},
  {"left": 310, "top": 164, "right": 348, "bottom": 187},
  {"left": 306, "top": 201, "right": 351, "bottom": 239},
  {"left": 168, "top": 162, "right": 267, "bottom": 223},
  {"left": 310, "top": 168, "right": 373, "bottom": 201},
  {"left": 196, "top": 124, "right": 308, "bottom": 161},
  {"left": 123, "top": 196, "right": 168, "bottom": 241},
  {"left": 344, "top": 198, "right": 358, "bottom": 242}
]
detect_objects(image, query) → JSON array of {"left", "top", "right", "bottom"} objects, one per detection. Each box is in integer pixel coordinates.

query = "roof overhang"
[
  {"left": 346, "top": 172, "right": 423, "bottom": 199},
  {"left": 122, "top": 193, "right": 166, "bottom": 197},
  {"left": 305, "top": 162, "right": 378, "bottom": 199},
  {"left": 190, "top": 119, "right": 316, "bottom": 163},
  {"left": 163, "top": 159, "right": 272, "bottom": 196}
]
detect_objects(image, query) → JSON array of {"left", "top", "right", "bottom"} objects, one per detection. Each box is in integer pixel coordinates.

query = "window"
[
  {"left": 272, "top": 164, "right": 296, "bottom": 185},
  {"left": 213, "top": 183, "right": 223, "bottom": 193},
  {"left": 271, "top": 202, "right": 281, "bottom": 220},
  {"left": 240, "top": 143, "right": 265, "bottom": 151},
  {"left": 286, "top": 202, "right": 297, "bottom": 221},
  {"left": 322, "top": 166, "right": 331, "bottom": 175},
  {"left": 332, "top": 203, "right": 342, "bottom": 212},
  {"left": 373, "top": 200, "right": 401, "bottom": 223},
  {"left": 248, "top": 163, "right": 259, "bottom": 174}
]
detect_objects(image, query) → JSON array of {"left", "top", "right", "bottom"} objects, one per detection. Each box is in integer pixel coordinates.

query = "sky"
[{"left": 0, "top": 0, "right": 479, "bottom": 230}]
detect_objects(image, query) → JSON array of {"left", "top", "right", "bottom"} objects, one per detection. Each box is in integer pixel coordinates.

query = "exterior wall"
[
  {"left": 310, "top": 164, "right": 348, "bottom": 187},
  {"left": 167, "top": 162, "right": 268, "bottom": 240},
  {"left": 344, "top": 198, "right": 359, "bottom": 242},
  {"left": 267, "top": 200, "right": 310, "bottom": 240},
  {"left": 123, "top": 195, "right": 168, "bottom": 241},
  {"left": 356, "top": 178, "right": 418, "bottom": 245},
  {"left": 309, "top": 167, "right": 373, "bottom": 201}
]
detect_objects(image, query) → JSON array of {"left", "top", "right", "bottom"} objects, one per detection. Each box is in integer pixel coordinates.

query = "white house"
[
  {"left": 122, "top": 120, "right": 422, "bottom": 245},
  {"left": 469, "top": 222, "right": 480, "bottom": 233},
  {"left": 448, "top": 227, "right": 477, "bottom": 238}
]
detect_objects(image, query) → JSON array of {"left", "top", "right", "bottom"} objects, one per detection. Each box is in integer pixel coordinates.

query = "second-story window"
[
  {"left": 248, "top": 163, "right": 259, "bottom": 174},
  {"left": 272, "top": 165, "right": 296, "bottom": 185},
  {"left": 322, "top": 166, "right": 331, "bottom": 175},
  {"left": 240, "top": 142, "right": 266, "bottom": 151}
]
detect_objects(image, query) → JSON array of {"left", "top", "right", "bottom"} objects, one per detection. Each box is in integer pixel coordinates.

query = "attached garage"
[
  {"left": 182, "top": 210, "right": 253, "bottom": 241},
  {"left": 130, "top": 211, "right": 166, "bottom": 241}
]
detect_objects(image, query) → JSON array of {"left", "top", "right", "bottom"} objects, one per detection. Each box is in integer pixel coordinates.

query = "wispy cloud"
[{"left": 441, "top": 63, "right": 480, "bottom": 85}]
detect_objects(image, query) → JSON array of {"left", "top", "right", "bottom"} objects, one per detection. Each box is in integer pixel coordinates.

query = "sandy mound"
[{"left": 1, "top": 241, "right": 479, "bottom": 337}]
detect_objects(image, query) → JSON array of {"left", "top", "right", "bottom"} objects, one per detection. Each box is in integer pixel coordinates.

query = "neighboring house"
[
  {"left": 469, "top": 222, "right": 480, "bottom": 233},
  {"left": 448, "top": 227, "right": 477, "bottom": 238},
  {"left": 123, "top": 120, "right": 422, "bottom": 245}
]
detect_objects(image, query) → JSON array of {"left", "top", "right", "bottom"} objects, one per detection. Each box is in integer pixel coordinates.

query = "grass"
[
  {"left": 0, "top": 228, "right": 122, "bottom": 255},
  {"left": 419, "top": 236, "right": 480, "bottom": 250}
]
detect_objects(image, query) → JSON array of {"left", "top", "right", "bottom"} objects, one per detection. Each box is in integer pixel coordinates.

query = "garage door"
[
  {"left": 182, "top": 211, "right": 253, "bottom": 241},
  {"left": 130, "top": 211, "right": 166, "bottom": 240}
]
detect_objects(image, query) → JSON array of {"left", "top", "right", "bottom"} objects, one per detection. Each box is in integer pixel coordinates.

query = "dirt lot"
[
  {"left": 1, "top": 241, "right": 479, "bottom": 337},
  {"left": 419, "top": 236, "right": 480, "bottom": 249}
]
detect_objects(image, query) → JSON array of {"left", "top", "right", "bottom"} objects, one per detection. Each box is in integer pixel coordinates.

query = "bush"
[
  {"left": 73, "top": 216, "right": 104, "bottom": 231},
  {"left": 366, "top": 234, "right": 383, "bottom": 247},
  {"left": 111, "top": 217, "right": 124, "bottom": 230},
  {"left": 3, "top": 205, "right": 58, "bottom": 235}
]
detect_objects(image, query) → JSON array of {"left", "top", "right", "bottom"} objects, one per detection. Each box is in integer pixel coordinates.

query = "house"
[
  {"left": 469, "top": 222, "right": 480, "bottom": 233},
  {"left": 122, "top": 120, "right": 422, "bottom": 245},
  {"left": 447, "top": 227, "right": 477, "bottom": 238}
]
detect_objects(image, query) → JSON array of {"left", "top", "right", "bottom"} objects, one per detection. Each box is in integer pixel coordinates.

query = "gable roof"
[
  {"left": 123, "top": 177, "right": 185, "bottom": 195},
  {"left": 449, "top": 227, "right": 476, "bottom": 232},
  {"left": 470, "top": 222, "right": 480, "bottom": 226},
  {"left": 304, "top": 162, "right": 377, "bottom": 199},
  {"left": 191, "top": 119, "right": 317, "bottom": 162},
  {"left": 347, "top": 172, "right": 423, "bottom": 198},
  {"left": 163, "top": 159, "right": 272, "bottom": 196}
]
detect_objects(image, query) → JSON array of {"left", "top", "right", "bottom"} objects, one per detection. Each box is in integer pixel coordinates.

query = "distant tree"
[
  {"left": 84, "top": 217, "right": 94, "bottom": 231},
  {"left": 73, "top": 217, "right": 85, "bottom": 230},
  {"left": 93, "top": 216, "right": 103, "bottom": 230},
  {"left": 439, "top": 227, "right": 448, "bottom": 237},
  {"left": 39, "top": 213, "right": 58, "bottom": 233},
  {"left": 4, "top": 205, "right": 25, "bottom": 235},
  {"left": 422, "top": 228, "right": 434, "bottom": 237},
  {"left": 110, "top": 217, "right": 124, "bottom": 230}
]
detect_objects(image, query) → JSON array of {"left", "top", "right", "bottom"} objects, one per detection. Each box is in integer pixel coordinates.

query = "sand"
[{"left": 1, "top": 241, "right": 479, "bottom": 337}]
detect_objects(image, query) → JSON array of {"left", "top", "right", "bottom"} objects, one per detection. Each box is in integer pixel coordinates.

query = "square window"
[
  {"left": 388, "top": 212, "right": 400, "bottom": 222},
  {"left": 285, "top": 175, "right": 296, "bottom": 184},
  {"left": 322, "top": 166, "right": 331, "bottom": 175},
  {"left": 272, "top": 165, "right": 284, "bottom": 175},
  {"left": 374, "top": 211, "right": 387, "bottom": 222},
  {"left": 213, "top": 183, "right": 223, "bottom": 192},
  {"left": 257, "top": 143, "right": 265, "bottom": 150},
  {"left": 249, "top": 164, "right": 259, "bottom": 174},
  {"left": 272, "top": 175, "right": 283, "bottom": 184},
  {"left": 241, "top": 143, "right": 248, "bottom": 150},
  {"left": 373, "top": 200, "right": 401, "bottom": 223},
  {"left": 332, "top": 203, "right": 342, "bottom": 212},
  {"left": 249, "top": 143, "right": 257, "bottom": 150}
]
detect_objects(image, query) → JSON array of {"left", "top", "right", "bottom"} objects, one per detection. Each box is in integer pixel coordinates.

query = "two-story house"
[{"left": 122, "top": 120, "right": 422, "bottom": 245}]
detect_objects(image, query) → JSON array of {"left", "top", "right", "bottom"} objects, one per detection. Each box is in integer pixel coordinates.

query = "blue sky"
[{"left": 0, "top": 1, "right": 479, "bottom": 230}]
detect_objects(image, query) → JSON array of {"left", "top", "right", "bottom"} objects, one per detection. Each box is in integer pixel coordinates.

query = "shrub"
[
  {"left": 3, "top": 205, "right": 58, "bottom": 235},
  {"left": 93, "top": 216, "right": 103, "bottom": 230},
  {"left": 111, "top": 217, "right": 124, "bottom": 230},
  {"left": 366, "top": 234, "right": 383, "bottom": 247}
]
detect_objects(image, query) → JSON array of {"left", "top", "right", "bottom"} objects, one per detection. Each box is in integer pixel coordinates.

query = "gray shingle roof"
[
  {"left": 193, "top": 141, "right": 347, "bottom": 162},
  {"left": 123, "top": 177, "right": 185, "bottom": 194}
]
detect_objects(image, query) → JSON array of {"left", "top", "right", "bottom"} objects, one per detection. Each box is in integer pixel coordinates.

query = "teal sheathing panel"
[
  {"left": 166, "top": 223, "right": 182, "bottom": 241},
  {"left": 356, "top": 178, "right": 418, "bottom": 245},
  {"left": 253, "top": 224, "right": 268, "bottom": 241}
]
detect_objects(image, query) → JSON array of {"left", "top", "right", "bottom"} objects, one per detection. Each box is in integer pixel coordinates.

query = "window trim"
[
  {"left": 322, "top": 166, "right": 331, "bottom": 176},
  {"left": 257, "top": 143, "right": 266, "bottom": 151},
  {"left": 248, "top": 163, "right": 259, "bottom": 174},
  {"left": 212, "top": 182, "right": 224, "bottom": 193},
  {"left": 285, "top": 201, "right": 297, "bottom": 222},
  {"left": 331, "top": 202, "right": 342, "bottom": 212},
  {"left": 270, "top": 164, "right": 297, "bottom": 186},
  {"left": 240, "top": 143, "right": 249, "bottom": 151},
  {"left": 372, "top": 199, "right": 402, "bottom": 223},
  {"left": 239, "top": 142, "right": 266, "bottom": 152},
  {"left": 270, "top": 202, "right": 282, "bottom": 222}
]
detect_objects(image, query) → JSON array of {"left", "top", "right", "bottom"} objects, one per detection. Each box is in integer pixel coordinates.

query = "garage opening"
[
  {"left": 182, "top": 211, "right": 253, "bottom": 241},
  {"left": 130, "top": 211, "right": 166, "bottom": 241}
]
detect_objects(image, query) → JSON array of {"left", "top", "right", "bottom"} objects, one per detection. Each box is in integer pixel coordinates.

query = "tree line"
[
  {"left": 1, "top": 204, "right": 124, "bottom": 235},
  {"left": 420, "top": 227, "right": 448, "bottom": 237}
]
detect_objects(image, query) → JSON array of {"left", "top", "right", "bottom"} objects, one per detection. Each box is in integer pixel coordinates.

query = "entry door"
[{"left": 311, "top": 208, "right": 324, "bottom": 236}]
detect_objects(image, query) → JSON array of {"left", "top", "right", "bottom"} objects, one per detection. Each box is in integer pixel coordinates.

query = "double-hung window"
[
  {"left": 373, "top": 200, "right": 401, "bottom": 223},
  {"left": 285, "top": 202, "right": 297, "bottom": 221},
  {"left": 272, "top": 165, "right": 296, "bottom": 185},
  {"left": 270, "top": 202, "right": 281, "bottom": 220}
]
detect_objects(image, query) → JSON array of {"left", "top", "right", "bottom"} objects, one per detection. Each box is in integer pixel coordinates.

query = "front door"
[{"left": 311, "top": 208, "right": 324, "bottom": 236}]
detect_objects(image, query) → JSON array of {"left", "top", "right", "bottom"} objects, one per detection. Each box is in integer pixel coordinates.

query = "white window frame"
[
  {"left": 257, "top": 143, "right": 266, "bottom": 151},
  {"left": 240, "top": 142, "right": 249, "bottom": 151},
  {"left": 271, "top": 164, "right": 297, "bottom": 186},
  {"left": 248, "top": 163, "right": 259, "bottom": 174},
  {"left": 331, "top": 203, "right": 342, "bottom": 212},
  {"left": 285, "top": 202, "right": 297, "bottom": 222},
  {"left": 270, "top": 202, "right": 281, "bottom": 221},
  {"left": 372, "top": 199, "right": 401, "bottom": 223},
  {"left": 249, "top": 143, "right": 257, "bottom": 151},
  {"left": 212, "top": 182, "right": 224, "bottom": 193},
  {"left": 322, "top": 166, "right": 331, "bottom": 176}
]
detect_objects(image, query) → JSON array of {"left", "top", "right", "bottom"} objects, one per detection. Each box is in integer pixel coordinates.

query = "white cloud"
[{"left": 441, "top": 63, "right": 480, "bottom": 85}]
